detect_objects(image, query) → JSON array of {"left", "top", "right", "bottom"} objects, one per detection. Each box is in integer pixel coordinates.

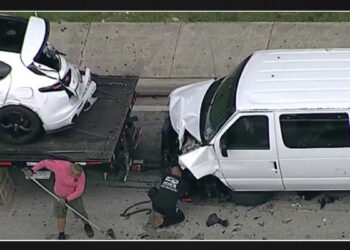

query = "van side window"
[
  {"left": 222, "top": 116, "right": 269, "bottom": 150},
  {"left": 280, "top": 113, "right": 350, "bottom": 148},
  {"left": 0, "top": 61, "right": 11, "bottom": 80}
]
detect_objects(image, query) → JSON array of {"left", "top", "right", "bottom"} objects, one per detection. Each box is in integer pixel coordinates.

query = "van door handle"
[{"left": 271, "top": 161, "right": 278, "bottom": 173}]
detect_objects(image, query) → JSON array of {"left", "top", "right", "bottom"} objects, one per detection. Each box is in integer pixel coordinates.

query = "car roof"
[
  {"left": 0, "top": 15, "right": 28, "bottom": 53},
  {"left": 236, "top": 48, "right": 350, "bottom": 112}
]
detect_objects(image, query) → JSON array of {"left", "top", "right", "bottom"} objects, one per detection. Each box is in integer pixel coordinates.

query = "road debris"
[
  {"left": 282, "top": 218, "right": 292, "bottom": 224},
  {"left": 291, "top": 202, "right": 301, "bottom": 207},
  {"left": 231, "top": 227, "right": 242, "bottom": 235},
  {"left": 318, "top": 195, "right": 338, "bottom": 209},
  {"left": 258, "top": 222, "right": 265, "bottom": 227},
  {"left": 192, "top": 233, "right": 204, "bottom": 240},
  {"left": 138, "top": 233, "right": 149, "bottom": 239},
  {"left": 297, "top": 191, "right": 321, "bottom": 201},
  {"left": 206, "top": 213, "right": 229, "bottom": 227}
]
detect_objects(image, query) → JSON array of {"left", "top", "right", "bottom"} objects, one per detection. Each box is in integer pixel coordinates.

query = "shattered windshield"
[
  {"left": 203, "top": 55, "right": 251, "bottom": 142},
  {"left": 34, "top": 43, "right": 60, "bottom": 71}
]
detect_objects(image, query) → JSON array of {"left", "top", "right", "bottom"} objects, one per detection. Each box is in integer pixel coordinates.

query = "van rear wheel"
[{"left": 229, "top": 191, "right": 274, "bottom": 206}]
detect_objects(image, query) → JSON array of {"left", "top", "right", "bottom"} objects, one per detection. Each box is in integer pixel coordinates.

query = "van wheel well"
[{"left": 182, "top": 170, "right": 229, "bottom": 199}]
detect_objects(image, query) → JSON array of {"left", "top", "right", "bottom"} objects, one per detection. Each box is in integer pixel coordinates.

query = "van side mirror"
[{"left": 220, "top": 137, "right": 228, "bottom": 157}]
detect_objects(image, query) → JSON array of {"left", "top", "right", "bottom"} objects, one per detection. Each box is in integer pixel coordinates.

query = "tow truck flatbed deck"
[{"left": 0, "top": 75, "right": 138, "bottom": 163}]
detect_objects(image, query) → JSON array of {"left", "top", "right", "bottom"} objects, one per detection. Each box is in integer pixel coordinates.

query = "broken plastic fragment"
[
  {"left": 291, "top": 202, "right": 301, "bottom": 207},
  {"left": 206, "top": 213, "right": 229, "bottom": 227}
]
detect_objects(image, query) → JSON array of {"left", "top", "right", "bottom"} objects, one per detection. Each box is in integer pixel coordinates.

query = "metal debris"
[
  {"left": 291, "top": 202, "right": 301, "bottom": 207},
  {"left": 282, "top": 218, "right": 292, "bottom": 224}
]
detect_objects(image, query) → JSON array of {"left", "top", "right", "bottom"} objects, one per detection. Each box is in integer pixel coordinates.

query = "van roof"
[{"left": 236, "top": 49, "right": 350, "bottom": 111}]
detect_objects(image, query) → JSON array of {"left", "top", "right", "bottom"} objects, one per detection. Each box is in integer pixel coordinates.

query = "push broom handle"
[{"left": 28, "top": 175, "right": 104, "bottom": 232}]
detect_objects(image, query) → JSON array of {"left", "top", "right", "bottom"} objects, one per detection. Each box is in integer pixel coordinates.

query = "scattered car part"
[{"left": 206, "top": 213, "right": 229, "bottom": 227}]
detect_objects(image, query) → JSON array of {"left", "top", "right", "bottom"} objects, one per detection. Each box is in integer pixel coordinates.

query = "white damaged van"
[{"left": 162, "top": 49, "right": 350, "bottom": 205}]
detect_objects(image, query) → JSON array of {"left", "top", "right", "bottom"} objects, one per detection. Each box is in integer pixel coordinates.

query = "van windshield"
[{"left": 202, "top": 55, "right": 251, "bottom": 143}]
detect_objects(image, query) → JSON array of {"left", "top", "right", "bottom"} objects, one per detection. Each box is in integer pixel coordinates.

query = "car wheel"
[
  {"left": 160, "top": 116, "right": 179, "bottom": 176},
  {"left": 229, "top": 191, "right": 274, "bottom": 206},
  {"left": 0, "top": 105, "right": 42, "bottom": 144}
]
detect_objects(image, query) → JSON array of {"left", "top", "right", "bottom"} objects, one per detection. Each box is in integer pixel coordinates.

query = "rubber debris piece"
[{"left": 206, "top": 213, "right": 229, "bottom": 227}]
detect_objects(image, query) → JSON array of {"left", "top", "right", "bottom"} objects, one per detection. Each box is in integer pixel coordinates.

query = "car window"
[
  {"left": 0, "top": 61, "right": 11, "bottom": 80},
  {"left": 280, "top": 113, "right": 350, "bottom": 148},
  {"left": 0, "top": 17, "right": 28, "bottom": 53},
  {"left": 221, "top": 115, "right": 270, "bottom": 150}
]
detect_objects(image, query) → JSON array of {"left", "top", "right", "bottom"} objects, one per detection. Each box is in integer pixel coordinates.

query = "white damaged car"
[
  {"left": 162, "top": 49, "right": 350, "bottom": 205},
  {"left": 0, "top": 16, "right": 97, "bottom": 144}
]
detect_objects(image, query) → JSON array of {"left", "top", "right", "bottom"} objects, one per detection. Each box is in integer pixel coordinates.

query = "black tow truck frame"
[{"left": 0, "top": 75, "right": 142, "bottom": 182}]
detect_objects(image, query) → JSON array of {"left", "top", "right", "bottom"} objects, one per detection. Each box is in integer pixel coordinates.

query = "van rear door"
[
  {"left": 214, "top": 112, "right": 285, "bottom": 191},
  {"left": 276, "top": 111, "right": 350, "bottom": 190}
]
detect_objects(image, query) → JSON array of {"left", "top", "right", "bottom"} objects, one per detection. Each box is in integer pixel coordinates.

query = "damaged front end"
[
  {"left": 178, "top": 144, "right": 220, "bottom": 180},
  {"left": 162, "top": 78, "right": 223, "bottom": 181}
]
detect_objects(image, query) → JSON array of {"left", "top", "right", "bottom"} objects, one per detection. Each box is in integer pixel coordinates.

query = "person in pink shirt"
[{"left": 24, "top": 159, "right": 94, "bottom": 240}]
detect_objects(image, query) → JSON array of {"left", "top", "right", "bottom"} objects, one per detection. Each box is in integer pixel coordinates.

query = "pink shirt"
[{"left": 32, "top": 159, "right": 85, "bottom": 202}]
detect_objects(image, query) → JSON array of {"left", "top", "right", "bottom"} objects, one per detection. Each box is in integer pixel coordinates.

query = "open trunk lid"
[{"left": 20, "top": 16, "right": 49, "bottom": 67}]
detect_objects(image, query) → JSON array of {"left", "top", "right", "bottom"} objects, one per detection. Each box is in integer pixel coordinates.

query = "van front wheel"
[{"left": 229, "top": 191, "right": 274, "bottom": 206}]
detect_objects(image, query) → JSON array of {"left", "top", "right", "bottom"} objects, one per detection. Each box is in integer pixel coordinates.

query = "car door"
[
  {"left": 276, "top": 111, "right": 350, "bottom": 190},
  {"left": 214, "top": 112, "right": 285, "bottom": 191},
  {"left": 0, "top": 61, "right": 12, "bottom": 104}
]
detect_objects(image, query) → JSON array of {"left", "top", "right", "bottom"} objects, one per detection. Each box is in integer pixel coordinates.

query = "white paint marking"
[{"left": 132, "top": 105, "right": 169, "bottom": 112}]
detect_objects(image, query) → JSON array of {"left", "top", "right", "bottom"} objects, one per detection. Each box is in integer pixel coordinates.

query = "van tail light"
[
  {"left": 62, "top": 69, "right": 71, "bottom": 87},
  {"left": 39, "top": 82, "right": 64, "bottom": 92}
]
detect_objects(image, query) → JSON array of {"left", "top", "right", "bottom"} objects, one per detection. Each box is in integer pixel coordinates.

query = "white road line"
[{"left": 132, "top": 105, "right": 169, "bottom": 112}]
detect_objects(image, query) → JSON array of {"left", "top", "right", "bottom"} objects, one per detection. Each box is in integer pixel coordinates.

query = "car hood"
[
  {"left": 20, "top": 16, "right": 48, "bottom": 67},
  {"left": 169, "top": 79, "right": 215, "bottom": 146}
]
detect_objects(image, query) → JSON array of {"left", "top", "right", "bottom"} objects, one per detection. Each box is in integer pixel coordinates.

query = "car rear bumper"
[{"left": 42, "top": 69, "right": 97, "bottom": 132}]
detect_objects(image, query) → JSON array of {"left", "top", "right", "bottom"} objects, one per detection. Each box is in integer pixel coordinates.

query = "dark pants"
[{"left": 148, "top": 187, "right": 185, "bottom": 227}]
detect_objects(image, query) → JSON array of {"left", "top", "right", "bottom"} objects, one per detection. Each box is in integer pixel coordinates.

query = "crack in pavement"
[
  {"left": 169, "top": 23, "right": 182, "bottom": 78},
  {"left": 266, "top": 22, "right": 275, "bottom": 50}
]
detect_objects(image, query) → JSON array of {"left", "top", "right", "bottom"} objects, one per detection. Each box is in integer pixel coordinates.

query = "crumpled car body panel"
[
  {"left": 178, "top": 145, "right": 223, "bottom": 180},
  {"left": 169, "top": 79, "right": 215, "bottom": 147}
]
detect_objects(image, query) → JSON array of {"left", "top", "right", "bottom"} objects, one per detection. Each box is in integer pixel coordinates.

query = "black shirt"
[{"left": 153, "top": 174, "right": 188, "bottom": 210}]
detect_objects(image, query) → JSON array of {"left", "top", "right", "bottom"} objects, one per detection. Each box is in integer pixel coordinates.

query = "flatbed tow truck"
[{"left": 0, "top": 74, "right": 142, "bottom": 182}]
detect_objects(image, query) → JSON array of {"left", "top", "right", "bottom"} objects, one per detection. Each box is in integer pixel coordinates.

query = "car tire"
[
  {"left": 160, "top": 116, "right": 179, "bottom": 176},
  {"left": 0, "top": 105, "right": 42, "bottom": 144},
  {"left": 229, "top": 191, "right": 274, "bottom": 206}
]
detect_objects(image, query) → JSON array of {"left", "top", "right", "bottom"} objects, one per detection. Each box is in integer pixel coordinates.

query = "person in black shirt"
[{"left": 148, "top": 166, "right": 188, "bottom": 228}]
